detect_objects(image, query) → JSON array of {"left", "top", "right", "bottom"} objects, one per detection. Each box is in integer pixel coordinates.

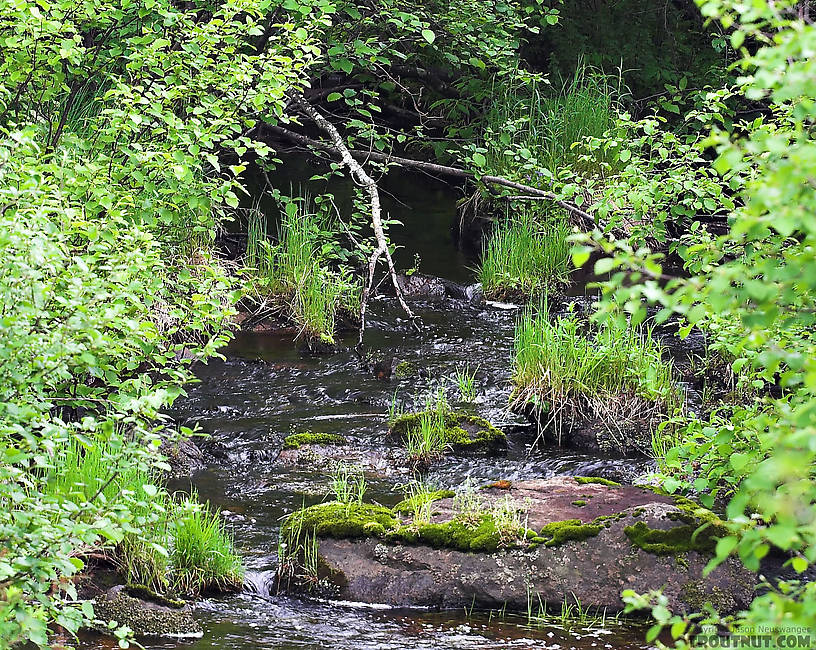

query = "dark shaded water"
[{"left": 79, "top": 170, "right": 659, "bottom": 650}]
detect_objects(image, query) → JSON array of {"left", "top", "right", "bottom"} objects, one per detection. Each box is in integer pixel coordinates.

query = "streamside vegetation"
[
  {"left": 244, "top": 196, "right": 361, "bottom": 344},
  {"left": 511, "top": 307, "right": 679, "bottom": 453},
  {"left": 478, "top": 208, "right": 572, "bottom": 300},
  {"left": 3, "top": 0, "right": 816, "bottom": 644}
]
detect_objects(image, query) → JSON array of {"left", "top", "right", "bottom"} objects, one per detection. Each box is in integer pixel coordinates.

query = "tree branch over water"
[
  {"left": 286, "top": 92, "right": 418, "bottom": 345},
  {"left": 263, "top": 123, "right": 596, "bottom": 229}
]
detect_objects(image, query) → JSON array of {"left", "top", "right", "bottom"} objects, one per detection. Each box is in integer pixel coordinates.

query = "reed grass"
[
  {"left": 331, "top": 464, "right": 367, "bottom": 507},
  {"left": 478, "top": 208, "right": 571, "bottom": 300},
  {"left": 245, "top": 195, "right": 360, "bottom": 344},
  {"left": 512, "top": 308, "right": 678, "bottom": 444},
  {"left": 484, "top": 63, "right": 619, "bottom": 178},
  {"left": 453, "top": 363, "right": 478, "bottom": 402}
]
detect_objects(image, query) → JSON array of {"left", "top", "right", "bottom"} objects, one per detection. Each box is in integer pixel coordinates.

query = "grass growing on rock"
[
  {"left": 389, "top": 388, "right": 505, "bottom": 465},
  {"left": 511, "top": 309, "right": 679, "bottom": 449},
  {"left": 245, "top": 197, "right": 360, "bottom": 345},
  {"left": 478, "top": 208, "right": 571, "bottom": 301}
]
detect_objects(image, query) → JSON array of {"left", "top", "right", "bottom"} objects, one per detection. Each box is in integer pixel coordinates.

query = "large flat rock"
[{"left": 311, "top": 478, "right": 755, "bottom": 613}]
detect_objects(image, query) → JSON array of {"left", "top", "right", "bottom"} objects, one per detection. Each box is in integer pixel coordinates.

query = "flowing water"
[{"left": 79, "top": 167, "right": 663, "bottom": 649}]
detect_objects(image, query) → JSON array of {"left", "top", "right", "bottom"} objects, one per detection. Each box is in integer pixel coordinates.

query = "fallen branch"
[
  {"left": 263, "top": 123, "right": 596, "bottom": 228},
  {"left": 286, "top": 93, "right": 417, "bottom": 345}
]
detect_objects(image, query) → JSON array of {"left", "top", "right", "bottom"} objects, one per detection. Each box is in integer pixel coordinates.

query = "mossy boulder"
[
  {"left": 287, "top": 477, "right": 756, "bottom": 614},
  {"left": 91, "top": 585, "right": 202, "bottom": 639},
  {"left": 388, "top": 411, "right": 506, "bottom": 449},
  {"left": 283, "top": 502, "right": 401, "bottom": 540}
]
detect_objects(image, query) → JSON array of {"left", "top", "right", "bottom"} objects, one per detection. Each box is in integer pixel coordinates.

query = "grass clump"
[
  {"left": 389, "top": 388, "right": 505, "bottom": 465},
  {"left": 330, "top": 464, "right": 367, "bottom": 507},
  {"left": 45, "top": 435, "right": 243, "bottom": 597},
  {"left": 453, "top": 363, "right": 478, "bottom": 402},
  {"left": 171, "top": 492, "right": 244, "bottom": 595},
  {"left": 245, "top": 195, "right": 360, "bottom": 345},
  {"left": 403, "top": 411, "right": 450, "bottom": 467},
  {"left": 478, "top": 209, "right": 571, "bottom": 301},
  {"left": 283, "top": 432, "right": 347, "bottom": 450},
  {"left": 511, "top": 309, "right": 679, "bottom": 452},
  {"left": 393, "top": 481, "right": 455, "bottom": 527}
]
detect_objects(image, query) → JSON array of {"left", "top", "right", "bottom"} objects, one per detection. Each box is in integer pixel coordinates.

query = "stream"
[{"left": 79, "top": 166, "right": 659, "bottom": 649}]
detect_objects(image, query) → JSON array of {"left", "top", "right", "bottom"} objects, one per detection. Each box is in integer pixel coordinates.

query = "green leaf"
[{"left": 421, "top": 29, "right": 436, "bottom": 44}]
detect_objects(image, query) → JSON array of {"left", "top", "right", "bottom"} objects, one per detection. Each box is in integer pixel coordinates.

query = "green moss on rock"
[
  {"left": 389, "top": 411, "right": 505, "bottom": 448},
  {"left": 93, "top": 586, "right": 201, "bottom": 638},
  {"left": 283, "top": 433, "right": 347, "bottom": 450},
  {"left": 391, "top": 515, "right": 505, "bottom": 553},
  {"left": 571, "top": 500, "right": 587, "bottom": 507},
  {"left": 573, "top": 476, "right": 621, "bottom": 487},
  {"left": 283, "top": 502, "right": 399, "bottom": 539},
  {"left": 623, "top": 520, "right": 719, "bottom": 556},
  {"left": 538, "top": 519, "right": 603, "bottom": 547},
  {"left": 394, "top": 360, "right": 418, "bottom": 378},
  {"left": 124, "top": 584, "right": 185, "bottom": 609}
]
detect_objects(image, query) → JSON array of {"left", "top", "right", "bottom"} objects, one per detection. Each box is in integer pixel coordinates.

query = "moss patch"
[
  {"left": 537, "top": 519, "right": 603, "bottom": 547},
  {"left": 283, "top": 433, "right": 347, "bottom": 450},
  {"left": 124, "top": 584, "right": 185, "bottom": 609},
  {"left": 574, "top": 476, "right": 621, "bottom": 487},
  {"left": 389, "top": 411, "right": 505, "bottom": 448},
  {"left": 393, "top": 490, "right": 456, "bottom": 515},
  {"left": 391, "top": 515, "right": 509, "bottom": 553},
  {"left": 394, "top": 360, "right": 418, "bottom": 378},
  {"left": 571, "top": 500, "right": 587, "bottom": 507},
  {"left": 284, "top": 502, "right": 400, "bottom": 539},
  {"left": 623, "top": 520, "right": 720, "bottom": 556}
]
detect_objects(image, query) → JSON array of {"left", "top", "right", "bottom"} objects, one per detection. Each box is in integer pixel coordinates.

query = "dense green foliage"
[{"left": 2, "top": 0, "right": 815, "bottom": 645}]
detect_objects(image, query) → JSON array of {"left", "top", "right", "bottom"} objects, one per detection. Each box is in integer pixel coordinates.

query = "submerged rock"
[
  {"left": 394, "top": 273, "right": 483, "bottom": 305},
  {"left": 92, "top": 585, "right": 202, "bottom": 639},
  {"left": 276, "top": 441, "right": 410, "bottom": 478},
  {"left": 286, "top": 477, "right": 755, "bottom": 614},
  {"left": 396, "top": 273, "right": 447, "bottom": 302}
]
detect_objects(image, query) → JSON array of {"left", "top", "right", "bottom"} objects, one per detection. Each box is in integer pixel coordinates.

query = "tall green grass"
[
  {"left": 511, "top": 308, "right": 678, "bottom": 444},
  {"left": 484, "top": 64, "right": 619, "bottom": 177},
  {"left": 478, "top": 208, "right": 571, "bottom": 299},
  {"left": 171, "top": 492, "right": 243, "bottom": 595},
  {"left": 246, "top": 196, "right": 360, "bottom": 344},
  {"left": 45, "top": 435, "right": 243, "bottom": 596}
]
